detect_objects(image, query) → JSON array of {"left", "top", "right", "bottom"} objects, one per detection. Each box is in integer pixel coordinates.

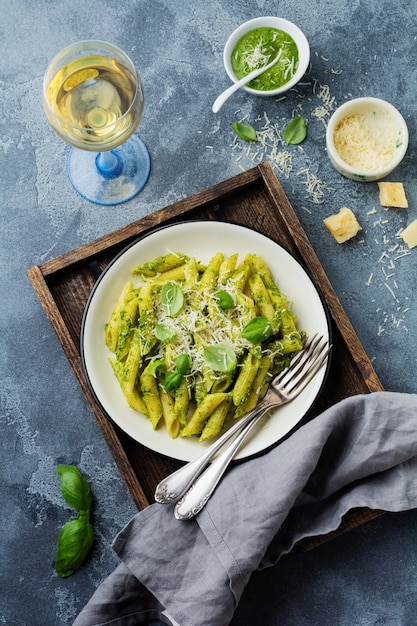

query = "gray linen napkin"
[{"left": 73, "top": 391, "right": 417, "bottom": 626}]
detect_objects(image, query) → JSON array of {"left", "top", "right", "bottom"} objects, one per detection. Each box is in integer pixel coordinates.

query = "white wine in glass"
[{"left": 43, "top": 40, "right": 150, "bottom": 205}]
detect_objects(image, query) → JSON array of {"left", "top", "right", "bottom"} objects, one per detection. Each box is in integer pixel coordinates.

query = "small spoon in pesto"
[{"left": 212, "top": 50, "right": 282, "bottom": 113}]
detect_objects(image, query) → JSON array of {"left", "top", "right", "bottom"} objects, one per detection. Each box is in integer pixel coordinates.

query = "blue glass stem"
[{"left": 95, "top": 150, "right": 123, "bottom": 178}]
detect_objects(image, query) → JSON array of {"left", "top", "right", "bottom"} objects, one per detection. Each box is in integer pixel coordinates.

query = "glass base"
[{"left": 66, "top": 134, "right": 151, "bottom": 205}]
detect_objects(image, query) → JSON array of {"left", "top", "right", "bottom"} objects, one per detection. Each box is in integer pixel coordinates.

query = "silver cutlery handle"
[
  {"left": 174, "top": 408, "right": 268, "bottom": 520},
  {"left": 154, "top": 400, "right": 269, "bottom": 504}
]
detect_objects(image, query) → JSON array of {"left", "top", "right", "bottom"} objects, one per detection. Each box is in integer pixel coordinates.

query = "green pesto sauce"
[{"left": 231, "top": 27, "right": 299, "bottom": 91}]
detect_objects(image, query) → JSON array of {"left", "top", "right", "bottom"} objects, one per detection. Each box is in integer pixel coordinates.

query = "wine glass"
[{"left": 42, "top": 40, "right": 150, "bottom": 205}]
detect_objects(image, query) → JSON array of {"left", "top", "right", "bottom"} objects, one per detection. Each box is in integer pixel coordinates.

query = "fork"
[
  {"left": 173, "top": 334, "right": 330, "bottom": 519},
  {"left": 154, "top": 334, "right": 331, "bottom": 515}
]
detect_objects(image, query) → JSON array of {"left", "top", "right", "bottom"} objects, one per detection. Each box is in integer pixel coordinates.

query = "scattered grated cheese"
[
  {"left": 297, "top": 168, "right": 334, "bottom": 204},
  {"left": 393, "top": 249, "right": 411, "bottom": 261},
  {"left": 225, "top": 62, "right": 412, "bottom": 345},
  {"left": 364, "top": 206, "right": 413, "bottom": 337},
  {"left": 231, "top": 111, "right": 294, "bottom": 178},
  {"left": 366, "top": 273, "right": 374, "bottom": 286},
  {"left": 311, "top": 83, "right": 336, "bottom": 124}
]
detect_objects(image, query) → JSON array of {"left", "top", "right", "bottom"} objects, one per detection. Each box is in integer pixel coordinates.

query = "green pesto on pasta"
[{"left": 105, "top": 251, "right": 305, "bottom": 442}]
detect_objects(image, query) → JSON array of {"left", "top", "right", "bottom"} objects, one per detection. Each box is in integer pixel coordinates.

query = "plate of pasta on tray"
[{"left": 81, "top": 221, "right": 330, "bottom": 462}]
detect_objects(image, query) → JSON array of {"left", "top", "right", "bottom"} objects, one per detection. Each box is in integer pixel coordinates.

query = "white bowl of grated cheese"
[
  {"left": 223, "top": 16, "right": 310, "bottom": 97},
  {"left": 326, "top": 97, "right": 408, "bottom": 182}
]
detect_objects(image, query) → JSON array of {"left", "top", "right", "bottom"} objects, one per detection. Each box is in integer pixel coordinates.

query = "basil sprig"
[
  {"left": 215, "top": 290, "right": 234, "bottom": 310},
  {"left": 175, "top": 354, "right": 191, "bottom": 375},
  {"left": 154, "top": 323, "right": 177, "bottom": 341},
  {"left": 54, "top": 465, "right": 94, "bottom": 578},
  {"left": 161, "top": 282, "right": 184, "bottom": 316},
  {"left": 233, "top": 121, "right": 257, "bottom": 142},
  {"left": 56, "top": 464, "right": 92, "bottom": 511},
  {"left": 242, "top": 316, "right": 272, "bottom": 343},
  {"left": 54, "top": 511, "right": 94, "bottom": 578},
  {"left": 203, "top": 344, "right": 237, "bottom": 373},
  {"left": 164, "top": 353, "right": 191, "bottom": 393},
  {"left": 283, "top": 116, "right": 307, "bottom": 145}
]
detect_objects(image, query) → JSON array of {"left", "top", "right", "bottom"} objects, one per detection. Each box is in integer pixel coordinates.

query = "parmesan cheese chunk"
[
  {"left": 377, "top": 182, "right": 408, "bottom": 208},
  {"left": 323, "top": 207, "right": 362, "bottom": 243},
  {"left": 399, "top": 220, "right": 417, "bottom": 249}
]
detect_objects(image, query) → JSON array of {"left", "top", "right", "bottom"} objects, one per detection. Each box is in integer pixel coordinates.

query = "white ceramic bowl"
[
  {"left": 326, "top": 97, "right": 409, "bottom": 182},
  {"left": 223, "top": 16, "right": 310, "bottom": 97}
]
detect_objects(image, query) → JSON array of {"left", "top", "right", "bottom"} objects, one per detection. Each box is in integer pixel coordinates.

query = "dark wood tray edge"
[
  {"left": 26, "top": 264, "right": 150, "bottom": 508},
  {"left": 36, "top": 167, "right": 261, "bottom": 277},
  {"left": 27, "top": 162, "right": 385, "bottom": 549}
]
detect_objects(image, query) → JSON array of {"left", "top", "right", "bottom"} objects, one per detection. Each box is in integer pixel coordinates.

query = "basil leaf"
[
  {"left": 154, "top": 323, "right": 177, "bottom": 341},
  {"left": 161, "top": 282, "right": 184, "bottom": 316},
  {"left": 283, "top": 116, "right": 307, "bottom": 145},
  {"left": 164, "top": 371, "right": 183, "bottom": 393},
  {"left": 233, "top": 121, "right": 257, "bottom": 142},
  {"left": 242, "top": 316, "right": 272, "bottom": 343},
  {"left": 175, "top": 354, "right": 191, "bottom": 376},
  {"left": 56, "top": 465, "right": 92, "bottom": 511},
  {"left": 215, "top": 290, "right": 234, "bottom": 310},
  {"left": 203, "top": 344, "right": 237, "bottom": 373},
  {"left": 54, "top": 511, "right": 94, "bottom": 577}
]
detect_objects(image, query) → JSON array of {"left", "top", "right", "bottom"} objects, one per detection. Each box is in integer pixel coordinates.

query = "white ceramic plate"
[{"left": 81, "top": 221, "right": 330, "bottom": 462}]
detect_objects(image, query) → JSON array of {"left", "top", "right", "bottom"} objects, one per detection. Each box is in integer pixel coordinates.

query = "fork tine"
[
  {"left": 278, "top": 337, "right": 330, "bottom": 396},
  {"left": 286, "top": 344, "right": 331, "bottom": 397},
  {"left": 273, "top": 333, "right": 321, "bottom": 387}
]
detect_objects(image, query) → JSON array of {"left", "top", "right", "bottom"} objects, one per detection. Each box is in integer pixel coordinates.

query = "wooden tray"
[{"left": 27, "top": 162, "right": 384, "bottom": 552}]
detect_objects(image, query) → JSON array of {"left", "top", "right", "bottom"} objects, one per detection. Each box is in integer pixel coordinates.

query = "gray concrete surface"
[{"left": 1, "top": 0, "right": 416, "bottom": 624}]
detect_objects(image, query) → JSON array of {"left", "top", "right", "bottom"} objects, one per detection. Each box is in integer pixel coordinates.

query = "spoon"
[{"left": 212, "top": 50, "right": 282, "bottom": 113}]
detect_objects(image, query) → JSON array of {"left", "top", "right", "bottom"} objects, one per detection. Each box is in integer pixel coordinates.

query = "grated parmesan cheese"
[
  {"left": 333, "top": 111, "right": 397, "bottom": 170},
  {"left": 297, "top": 168, "right": 334, "bottom": 204},
  {"left": 311, "top": 83, "right": 336, "bottom": 124},
  {"left": 364, "top": 205, "right": 412, "bottom": 337},
  {"left": 241, "top": 41, "right": 270, "bottom": 71}
]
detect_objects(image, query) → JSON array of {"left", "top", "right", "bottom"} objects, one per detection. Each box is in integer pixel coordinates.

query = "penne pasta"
[
  {"left": 140, "top": 365, "right": 163, "bottom": 429},
  {"left": 234, "top": 354, "right": 272, "bottom": 418},
  {"left": 160, "top": 389, "right": 180, "bottom": 438},
  {"left": 105, "top": 250, "right": 305, "bottom": 443},
  {"left": 108, "top": 358, "right": 148, "bottom": 416},
  {"left": 131, "top": 252, "right": 188, "bottom": 276},
  {"left": 174, "top": 378, "right": 190, "bottom": 425},
  {"left": 148, "top": 265, "right": 186, "bottom": 285},
  {"left": 232, "top": 350, "right": 261, "bottom": 406},
  {"left": 218, "top": 253, "right": 238, "bottom": 284},
  {"left": 200, "top": 397, "right": 232, "bottom": 441},
  {"left": 137, "top": 282, "right": 157, "bottom": 355},
  {"left": 248, "top": 272, "right": 276, "bottom": 329},
  {"left": 105, "top": 280, "right": 134, "bottom": 352},
  {"left": 198, "top": 252, "right": 224, "bottom": 290},
  {"left": 230, "top": 262, "right": 251, "bottom": 292},
  {"left": 180, "top": 392, "right": 230, "bottom": 437},
  {"left": 115, "top": 289, "right": 140, "bottom": 360},
  {"left": 122, "top": 327, "right": 143, "bottom": 395}
]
